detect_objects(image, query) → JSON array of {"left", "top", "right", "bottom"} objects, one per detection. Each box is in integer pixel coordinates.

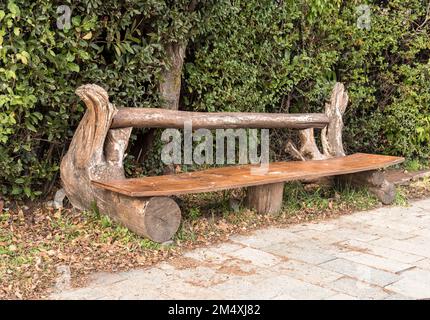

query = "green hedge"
[
  {"left": 0, "top": 0, "right": 199, "bottom": 198},
  {"left": 185, "top": 0, "right": 430, "bottom": 157},
  {"left": 0, "top": 0, "right": 429, "bottom": 199}
]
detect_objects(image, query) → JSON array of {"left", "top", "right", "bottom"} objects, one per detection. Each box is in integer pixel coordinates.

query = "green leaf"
[
  {"left": 5, "top": 70, "right": 16, "bottom": 80},
  {"left": 11, "top": 186, "right": 21, "bottom": 195},
  {"left": 7, "top": 1, "right": 20, "bottom": 17},
  {"left": 26, "top": 123, "right": 37, "bottom": 132},
  {"left": 23, "top": 187, "right": 31, "bottom": 197},
  {"left": 65, "top": 52, "right": 75, "bottom": 62},
  {"left": 72, "top": 16, "right": 81, "bottom": 27},
  {"left": 15, "top": 178, "right": 24, "bottom": 184},
  {"left": 68, "top": 63, "right": 80, "bottom": 72},
  {"left": 33, "top": 112, "right": 43, "bottom": 120},
  {"left": 16, "top": 51, "right": 29, "bottom": 64}
]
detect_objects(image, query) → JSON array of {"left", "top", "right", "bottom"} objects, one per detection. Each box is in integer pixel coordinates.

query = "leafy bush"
[
  {"left": 0, "top": 0, "right": 200, "bottom": 198},
  {"left": 0, "top": 0, "right": 429, "bottom": 199},
  {"left": 185, "top": 0, "right": 430, "bottom": 157}
]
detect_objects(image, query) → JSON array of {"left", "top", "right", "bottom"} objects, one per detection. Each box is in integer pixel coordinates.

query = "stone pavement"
[{"left": 52, "top": 199, "right": 430, "bottom": 300}]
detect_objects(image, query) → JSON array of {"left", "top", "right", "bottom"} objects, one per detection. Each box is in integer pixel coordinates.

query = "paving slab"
[{"left": 319, "top": 258, "right": 400, "bottom": 287}]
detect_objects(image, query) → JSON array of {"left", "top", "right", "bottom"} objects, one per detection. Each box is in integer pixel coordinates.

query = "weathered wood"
[
  {"left": 111, "top": 108, "right": 330, "bottom": 130},
  {"left": 292, "top": 128, "right": 327, "bottom": 161},
  {"left": 321, "top": 82, "right": 348, "bottom": 157},
  {"left": 159, "top": 42, "right": 187, "bottom": 110},
  {"left": 60, "top": 84, "right": 182, "bottom": 242},
  {"left": 246, "top": 182, "right": 284, "bottom": 214},
  {"left": 158, "top": 0, "right": 197, "bottom": 110},
  {"left": 284, "top": 83, "right": 397, "bottom": 205},
  {"left": 286, "top": 82, "right": 347, "bottom": 160},
  {"left": 339, "top": 170, "right": 385, "bottom": 187},
  {"left": 92, "top": 153, "right": 404, "bottom": 197},
  {"left": 122, "top": 196, "right": 181, "bottom": 243},
  {"left": 336, "top": 170, "right": 396, "bottom": 205},
  {"left": 369, "top": 181, "right": 396, "bottom": 205},
  {"left": 151, "top": 42, "right": 186, "bottom": 173}
]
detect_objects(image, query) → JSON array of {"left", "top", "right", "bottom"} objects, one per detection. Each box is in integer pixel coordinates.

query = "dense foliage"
[
  {"left": 0, "top": 0, "right": 202, "bottom": 197},
  {"left": 186, "top": 0, "right": 430, "bottom": 157},
  {"left": 0, "top": 0, "right": 429, "bottom": 199}
]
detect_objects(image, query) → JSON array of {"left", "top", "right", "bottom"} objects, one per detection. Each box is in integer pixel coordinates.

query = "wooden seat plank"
[{"left": 92, "top": 153, "right": 404, "bottom": 197}]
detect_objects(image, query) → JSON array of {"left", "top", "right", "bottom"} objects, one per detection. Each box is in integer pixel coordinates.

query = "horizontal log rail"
[{"left": 110, "top": 108, "right": 330, "bottom": 130}]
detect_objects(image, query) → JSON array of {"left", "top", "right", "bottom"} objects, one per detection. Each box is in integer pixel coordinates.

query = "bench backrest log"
[{"left": 110, "top": 108, "right": 330, "bottom": 130}]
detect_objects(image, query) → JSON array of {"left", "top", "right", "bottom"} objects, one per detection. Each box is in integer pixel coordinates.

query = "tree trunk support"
[
  {"left": 246, "top": 182, "right": 285, "bottom": 215},
  {"left": 286, "top": 82, "right": 397, "bottom": 205},
  {"left": 60, "top": 84, "right": 181, "bottom": 243}
]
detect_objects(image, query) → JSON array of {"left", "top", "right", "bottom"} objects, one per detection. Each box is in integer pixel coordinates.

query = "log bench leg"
[
  {"left": 246, "top": 182, "right": 284, "bottom": 214},
  {"left": 104, "top": 195, "right": 182, "bottom": 243},
  {"left": 336, "top": 170, "right": 396, "bottom": 205}
]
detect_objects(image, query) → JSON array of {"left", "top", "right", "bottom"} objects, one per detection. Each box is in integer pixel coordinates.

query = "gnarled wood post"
[
  {"left": 286, "top": 83, "right": 347, "bottom": 160},
  {"left": 60, "top": 84, "right": 181, "bottom": 243},
  {"left": 321, "top": 82, "right": 348, "bottom": 158},
  {"left": 285, "top": 82, "right": 396, "bottom": 204}
]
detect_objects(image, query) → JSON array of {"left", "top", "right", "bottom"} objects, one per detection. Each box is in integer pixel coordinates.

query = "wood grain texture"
[
  {"left": 286, "top": 82, "right": 347, "bottom": 160},
  {"left": 321, "top": 82, "right": 348, "bottom": 157},
  {"left": 111, "top": 108, "right": 329, "bottom": 129},
  {"left": 246, "top": 182, "right": 285, "bottom": 214},
  {"left": 92, "top": 153, "right": 404, "bottom": 197},
  {"left": 159, "top": 42, "right": 186, "bottom": 110}
]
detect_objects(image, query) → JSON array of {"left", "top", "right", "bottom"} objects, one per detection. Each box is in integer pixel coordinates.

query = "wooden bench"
[{"left": 60, "top": 83, "right": 404, "bottom": 243}]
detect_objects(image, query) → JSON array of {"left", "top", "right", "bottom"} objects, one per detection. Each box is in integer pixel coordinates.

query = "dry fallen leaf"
[{"left": 82, "top": 32, "right": 93, "bottom": 40}]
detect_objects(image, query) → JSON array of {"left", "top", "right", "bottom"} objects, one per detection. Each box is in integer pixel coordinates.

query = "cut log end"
[
  {"left": 246, "top": 182, "right": 284, "bottom": 215},
  {"left": 108, "top": 196, "right": 182, "bottom": 243},
  {"left": 143, "top": 197, "right": 182, "bottom": 243}
]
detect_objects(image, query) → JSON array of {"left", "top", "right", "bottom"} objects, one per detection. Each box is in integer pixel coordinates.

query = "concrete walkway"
[{"left": 53, "top": 199, "right": 430, "bottom": 300}]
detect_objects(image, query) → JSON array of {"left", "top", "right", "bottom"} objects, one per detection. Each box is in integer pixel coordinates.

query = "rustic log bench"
[{"left": 60, "top": 83, "right": 404, "bottom": 243}]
